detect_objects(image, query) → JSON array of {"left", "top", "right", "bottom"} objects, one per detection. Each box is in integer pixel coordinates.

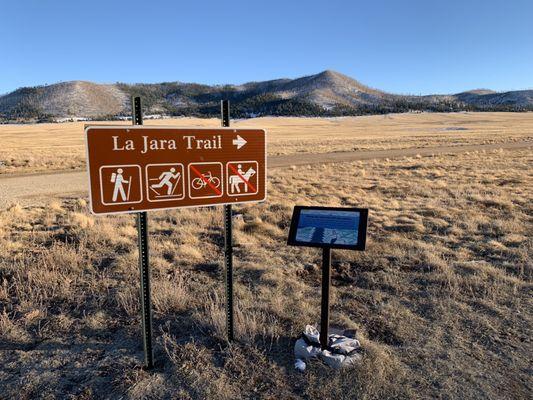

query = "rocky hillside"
[
  {"left": 454, "top": 89, "right": 533, "bottom": 107},
  {"left": 1, "top": 71, "right": 532, "bottom": 121},
  {"left": 0, "top": 81, "right": 127, "bottom": 120}
]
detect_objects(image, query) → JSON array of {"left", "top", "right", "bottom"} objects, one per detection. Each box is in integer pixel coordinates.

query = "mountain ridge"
[{"left": 1, "top": 70, "right": 532, "bottom": 122}]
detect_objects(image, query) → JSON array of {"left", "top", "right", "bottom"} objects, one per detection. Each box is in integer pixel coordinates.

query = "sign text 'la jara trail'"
[{"left": 85, "top": 126, "right": 267, "bottom": 214}]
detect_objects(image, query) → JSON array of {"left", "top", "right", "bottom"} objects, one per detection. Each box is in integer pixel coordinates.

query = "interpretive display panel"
[{"left": 287, "top": 206, "right": 368, "bottom": 250}]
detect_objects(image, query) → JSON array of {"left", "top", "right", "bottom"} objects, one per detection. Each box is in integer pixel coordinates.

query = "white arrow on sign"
[{"left": 232, "top": 135, "right": 247, "bottom": 149}]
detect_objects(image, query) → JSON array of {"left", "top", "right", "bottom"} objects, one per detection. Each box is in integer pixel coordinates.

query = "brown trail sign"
[
  {"left": 85, "top": 126, "right": 266, "bottom": 214},
  {"left": 85, "top": 99, "right": 263, "bottom": 370}
]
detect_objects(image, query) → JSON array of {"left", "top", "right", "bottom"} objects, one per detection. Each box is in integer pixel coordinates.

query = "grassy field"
[
  {"left": 0, "top": 114, "right": 532, "bottom": 399},
  {"left": 0, "top": 112, "right": 532, "bottom": 174}
]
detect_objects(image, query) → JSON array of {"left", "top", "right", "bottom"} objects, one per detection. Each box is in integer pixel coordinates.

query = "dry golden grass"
[
  {"left": 0, "top": 112, "right": 532, "bottom": 174},
  {"left": 0, "top": 141, "right": 531, "bottom": 399}
]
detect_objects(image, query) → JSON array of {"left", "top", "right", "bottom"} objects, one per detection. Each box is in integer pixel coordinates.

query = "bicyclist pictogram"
[{"left": 188, "top": 162, "right": 223, "bottom": 199}]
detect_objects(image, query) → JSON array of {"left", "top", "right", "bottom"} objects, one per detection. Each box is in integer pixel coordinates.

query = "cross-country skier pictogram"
[
  {"left": 145, "top": 164, "right": 185, "bottom": 202},
  {"left": 150, "top": 167, "right": 181, "bottom": 196}
]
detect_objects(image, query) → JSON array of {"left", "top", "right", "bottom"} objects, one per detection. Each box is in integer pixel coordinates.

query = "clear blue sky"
[{"left": 1, "top": 0, "right": 532, "bottom": 95}]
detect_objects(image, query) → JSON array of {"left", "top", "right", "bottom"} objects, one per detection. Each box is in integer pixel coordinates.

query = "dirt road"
[{"left": 0, "top": 140, "right": 530, "bottom": 209}]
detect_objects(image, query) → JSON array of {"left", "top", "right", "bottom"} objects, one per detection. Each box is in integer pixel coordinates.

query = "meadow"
[
  {"left": 0, "top": 112, "right": 532, "bottom": 175},
  {"left": 0, "top": 113, "right": 531, "bottom": 399}
]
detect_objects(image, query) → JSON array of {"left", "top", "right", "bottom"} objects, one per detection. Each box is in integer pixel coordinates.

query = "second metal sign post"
[{"left": 221, "top": 100, "right": 234, "bottom": 342}]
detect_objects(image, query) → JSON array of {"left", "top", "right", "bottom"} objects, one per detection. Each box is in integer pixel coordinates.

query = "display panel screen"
[{"left": 287, "top": 206, "right": 368, "bottom": 250}]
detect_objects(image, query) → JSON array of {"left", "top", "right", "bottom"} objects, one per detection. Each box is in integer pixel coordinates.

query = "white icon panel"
[
  {"left": 226, "top": 161, "right": 259, "bottom": 196},
  {"left": 188, "top": 162, "right": 224, "bottom": 199},
  {"left": 99, "top": 164, "right": 143, "bottom": 206},
  {"left": 145, "top": 163, "right": 185, "bottom": 202}
]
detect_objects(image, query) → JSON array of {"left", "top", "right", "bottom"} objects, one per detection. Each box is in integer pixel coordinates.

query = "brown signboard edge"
[{"left": 84, "top": 125, "right": 268, "bottom": 216}]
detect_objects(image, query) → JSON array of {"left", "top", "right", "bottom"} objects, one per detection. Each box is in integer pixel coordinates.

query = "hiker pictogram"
[
  {"left": 188, "top": 162, "right": 224, "bottom": 199},
  {"left": 98, "top": 165, "right": 142, "bottom": 206},
  {"left": 226, "top": 161, "right": 258, "bottom": 196},
  {"left": 112, "top": 168, "right": 130, "bottom": 201},
  {"left": 146, "top": 163, "right": 185, "bottom": 202}
]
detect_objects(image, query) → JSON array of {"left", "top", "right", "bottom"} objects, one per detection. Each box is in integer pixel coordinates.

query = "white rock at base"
[{"left": 294, "top": 358, "right": 306, "bottom": 372}]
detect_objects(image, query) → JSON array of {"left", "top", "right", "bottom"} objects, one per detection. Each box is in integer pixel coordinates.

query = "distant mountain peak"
[
  {"left": 317, "top": 69, "right": 346, "bottom": 78},
  {"left": 306, "top": 69, "right": 360, "bottom": 84}
]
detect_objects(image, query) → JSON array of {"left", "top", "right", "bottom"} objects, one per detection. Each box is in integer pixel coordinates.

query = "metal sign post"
[
  {"left": 320, "top": 247, "right": 331, "bottom": 349},
  {"left": 132, "top": 97, "right": 154, "bottom": 369},
  {"left": 84, "top": 101, "right": 267, "bottom": 364},
  {"left": 221, "top": 100, "right": 234, "bottom": 342}
]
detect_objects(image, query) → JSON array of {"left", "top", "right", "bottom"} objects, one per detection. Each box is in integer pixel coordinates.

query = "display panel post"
[{"left": 320, "top": 247, "right": 332, "bottom": 349}]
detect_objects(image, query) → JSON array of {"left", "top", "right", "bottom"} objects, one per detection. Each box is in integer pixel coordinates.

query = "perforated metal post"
[
  {"left": 221, "top": 100, "right": 234, "bottom": 342},
  {"left": 320, "top": 247, "right": 332, "bottom": 349},
  {"left": 132, "top": 97, "right": 154, "bottom": 369}
]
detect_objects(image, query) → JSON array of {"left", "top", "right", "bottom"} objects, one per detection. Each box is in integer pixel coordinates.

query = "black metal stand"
[
  {"left": 132, "top": 97, "right": 154, "bottom": 369},
  {"left": 221, "top": 100, "right": 234, "bottom": 342},
  {"left": 320, "top": 247, "right": 331, "bottom": 349}
]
